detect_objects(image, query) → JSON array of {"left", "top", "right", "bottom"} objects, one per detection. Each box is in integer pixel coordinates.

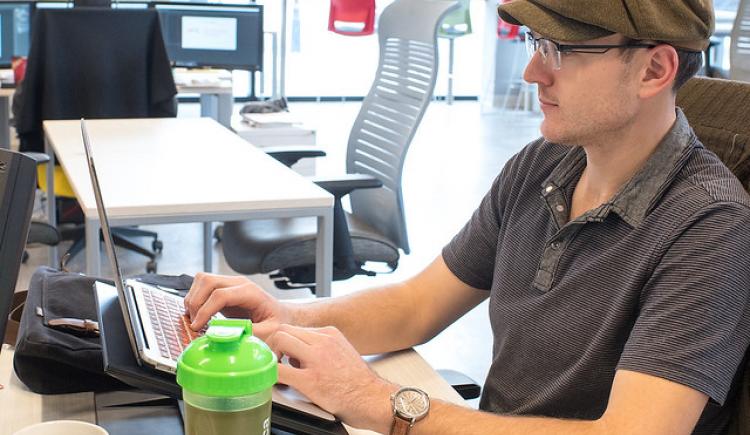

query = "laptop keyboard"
[{"left": 140, "top": 286, "right": 205, "bottom": 361}]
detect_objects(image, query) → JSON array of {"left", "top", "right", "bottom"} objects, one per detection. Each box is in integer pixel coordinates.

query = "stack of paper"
[{"left": 241, "top": 112, "right": 302, "bottom": 128}]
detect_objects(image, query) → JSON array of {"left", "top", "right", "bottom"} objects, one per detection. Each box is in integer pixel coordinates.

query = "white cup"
[{"left": 13, "top": 420, "right": 108, "bottom": 435}]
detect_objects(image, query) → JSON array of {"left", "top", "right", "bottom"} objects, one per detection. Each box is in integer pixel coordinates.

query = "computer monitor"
[
  {"left": 154, "top": 2, "right": 262, "bottom": 71},
  {"left": 0, "top": 149, "right": 36, "bottom": 350},
  {"left": 0, "top": 2, "right": 32, "bottom": 67}
]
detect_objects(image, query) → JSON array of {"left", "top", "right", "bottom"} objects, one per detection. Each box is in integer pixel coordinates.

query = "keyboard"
[{"left": 140, "top": 286, "right": 205, "bottom": 361}]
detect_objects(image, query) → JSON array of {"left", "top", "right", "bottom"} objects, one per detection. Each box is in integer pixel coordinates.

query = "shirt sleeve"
[
  {"left": 441, "top": 154, "right": 517, "bottom": 290},
  {"left": 617, "top": 202, "right": 750, "bottom": 405}
]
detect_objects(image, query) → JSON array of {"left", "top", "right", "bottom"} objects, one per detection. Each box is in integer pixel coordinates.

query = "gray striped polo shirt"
[{"left": 443, "top": 109, "right": 750, "bottom": 434}]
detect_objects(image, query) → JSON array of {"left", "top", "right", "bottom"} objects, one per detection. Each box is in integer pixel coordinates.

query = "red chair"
[
  {"left": 496, "top": 0, "right": 520, "bottom": 40},
  {"left": 328, "top": 0, "right": 375, "bottom": 36}
]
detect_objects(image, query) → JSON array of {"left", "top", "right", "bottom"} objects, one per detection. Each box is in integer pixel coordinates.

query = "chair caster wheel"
[
  {"left": 152, "top": 240, "right": 163, "bottom": 253},
  {"left": 146, "top": 260, "right": 157, "bottom": 274},
  {"left": 214, "top": 225, "right": 223, "bottom": 242},
  {"left": 22, "top": 250, "right": 29, "bottom": 264}
]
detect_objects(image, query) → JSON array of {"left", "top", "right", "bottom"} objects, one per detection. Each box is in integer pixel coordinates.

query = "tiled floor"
[{"left": 17, "top": 100, "right": 543, "bottom": 406}]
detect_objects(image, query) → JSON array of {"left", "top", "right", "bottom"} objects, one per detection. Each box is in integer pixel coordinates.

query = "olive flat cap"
[{"left": 498, "top": 0, "right": 714, "bottom": 51}]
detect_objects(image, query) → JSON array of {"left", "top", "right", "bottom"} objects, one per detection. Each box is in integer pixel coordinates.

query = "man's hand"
[
  {"left": 183, "top": 272, "right": 290, "bottom": 339},
  {"left": 266, "top": 324, "right": 398, "bottom": 433}
]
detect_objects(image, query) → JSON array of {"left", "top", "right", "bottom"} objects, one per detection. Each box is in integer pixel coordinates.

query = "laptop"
[
  {"left": 81, "top": 118, "right": 207, "bottom": 373},
  {"left": 80, "top": 119, "right": 337, "bottom": 423}
]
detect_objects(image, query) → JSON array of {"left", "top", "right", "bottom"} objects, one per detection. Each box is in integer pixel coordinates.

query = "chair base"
[
  {"left": 59, "top": 225, "right": 161, "bottom": 273},
  {"left": 270, "top": 260, "right": 395, "bottom": 293}
]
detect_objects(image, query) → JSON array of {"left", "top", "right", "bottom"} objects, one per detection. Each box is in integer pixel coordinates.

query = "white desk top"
[
  {"left": 0, "top": 345, "right": 95, "bottom": 435},
  {"left": 43, "top": 118, "right": 333, "bottom": 220},
  {"left": 0, "top": 344, "right": 465, "bottom": 435}
]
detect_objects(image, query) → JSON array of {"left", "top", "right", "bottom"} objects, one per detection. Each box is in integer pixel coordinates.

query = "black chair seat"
[
  {"left": 222, "top": 212, "right": 400, "bottom": 274},
  {"left": 26, "top": 222, "right": 60, "bottom": 246}
]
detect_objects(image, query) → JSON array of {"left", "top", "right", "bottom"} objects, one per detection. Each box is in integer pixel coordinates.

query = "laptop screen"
[{"left": 80, "top": 118, "right": 142, "bottom": 358}]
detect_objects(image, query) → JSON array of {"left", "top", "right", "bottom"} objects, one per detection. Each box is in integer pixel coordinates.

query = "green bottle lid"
[{"left": 177, "top": 318, "right": 278, "bottom": 397}]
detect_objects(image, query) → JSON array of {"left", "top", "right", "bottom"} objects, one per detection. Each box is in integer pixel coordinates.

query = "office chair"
[
  {"left": 438, "top": 0, "right": 472, "bottom": 104},
  {"left": 328, "top": 0, "right": 376, "bottom": 36},
  {"left": 676, "top": 76, "right": 750, "bottom": 434},
  {"left": 730, "top": 0, "right": 750, "bottom": 82},
  {"left": 221, "top": 0, "right": 459, "bottom": 291},
  {"left": 15, "top": 8, "right": 178, "bottom": 272}
]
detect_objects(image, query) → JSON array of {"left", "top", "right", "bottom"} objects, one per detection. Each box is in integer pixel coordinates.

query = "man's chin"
[{"left": 540, "top": 123, "right": 570, "bottom": 145}]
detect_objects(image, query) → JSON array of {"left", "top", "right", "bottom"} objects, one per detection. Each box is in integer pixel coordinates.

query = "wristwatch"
[{"left": 389, "top": 386, "right": 430, "bottom": 435}]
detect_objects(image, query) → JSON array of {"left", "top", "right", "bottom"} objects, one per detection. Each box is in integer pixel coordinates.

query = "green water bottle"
[{"left": 177, "top": 318, "right": 278, "bottom": 435}]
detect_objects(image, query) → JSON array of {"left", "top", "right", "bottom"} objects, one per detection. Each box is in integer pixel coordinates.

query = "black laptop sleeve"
[{"left": 13, "top": 266, "right": 193, "bottom": 394}]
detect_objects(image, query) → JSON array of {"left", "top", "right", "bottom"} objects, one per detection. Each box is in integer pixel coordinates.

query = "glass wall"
[{"left": 250, "top": 0, "right": 487, "bottom": 100}]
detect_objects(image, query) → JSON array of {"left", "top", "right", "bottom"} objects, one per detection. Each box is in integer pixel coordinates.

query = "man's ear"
[{"left": 638, "top": 44, "right": 679, "bottom": 99}]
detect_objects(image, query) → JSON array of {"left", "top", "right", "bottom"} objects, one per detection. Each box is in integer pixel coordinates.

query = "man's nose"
[{"left": 523, "top": 51, "right": 553, "bottom": 87}]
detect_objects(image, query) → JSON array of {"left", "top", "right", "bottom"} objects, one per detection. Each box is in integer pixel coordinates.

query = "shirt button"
[
  {"left": 551, "top": 242, "right": 561, "bottom": 250},
  {"left": 555, "top": 204, "right": 565, "bottom": 212},
  {"left": 545, "top": 186, "right": 554, "bottom": 193}
]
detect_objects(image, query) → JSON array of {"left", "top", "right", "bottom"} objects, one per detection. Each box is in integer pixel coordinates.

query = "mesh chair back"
[
  {"left": 731, "top": 0, "right": 750, "bottom": 82},
  {"left": 328, "top": 0, "right": 375, "bottom": 36},
  {"left": 345, "top": 0, "right": 457, "bottom": 254}
]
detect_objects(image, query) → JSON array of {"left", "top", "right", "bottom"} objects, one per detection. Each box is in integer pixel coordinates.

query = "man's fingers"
[
  {"left": 277, "top": 323, "right": 334, "bottom": 345},
  {"left": 190, "top": 284, "right": 245, "bottom": 329},
  {"left": 252, "top": 322, "right": 275, "bottom": 340},
  {"left": 188, "top": 281, "right": 267, "bottom": 330},
  {"left": 267, "top": 330, "right": 312, "bottom": 363},
  {"left": 184, "top": 273, "right": 246, "bottom": 317},
  {"left": 277, "top": 363, "right": 306, "bottom": 389}
]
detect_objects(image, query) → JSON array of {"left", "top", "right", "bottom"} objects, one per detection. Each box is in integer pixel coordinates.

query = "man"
[{"left": 185, "top": 1, "right": 750, "bottom": 433}]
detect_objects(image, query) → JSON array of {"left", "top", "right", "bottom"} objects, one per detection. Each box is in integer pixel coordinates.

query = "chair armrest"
[
  {"left": 436, "top": 369, "right": 482, "bottom": 400},
  {"left": 265, "top": 146, "right": 326, "bottom": 167},
  {"left": 311, "top": 173, "right": 382, "bottom": 198},
  {"left": 22, "top": 152, "right": 50, "bottom": 164}
]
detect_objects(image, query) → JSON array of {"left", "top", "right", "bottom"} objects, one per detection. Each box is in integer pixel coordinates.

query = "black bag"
[{"left": 13, "top": 266, "right": 193, "bottom": 394}]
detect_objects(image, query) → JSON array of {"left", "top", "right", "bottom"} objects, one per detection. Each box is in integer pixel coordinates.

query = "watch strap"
[{"left": 389, "top": 414, "right": 412, "bottom": 435}]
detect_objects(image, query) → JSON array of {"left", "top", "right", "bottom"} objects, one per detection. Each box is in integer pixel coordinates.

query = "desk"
[
  {"left": 0, "top": 345, "right": 95, "bottom": 435},
  {"left": 0, "top": 344, "right": 466, "bottom": 435},
  {"left": 174, "top": 69, "right": 234, "bottom": 129},
  {"left": 42, "top": 118, "right": 335, "bottom": 296},
  {"left": 231, "top": 115, "right": 318, "bottom": 176}
]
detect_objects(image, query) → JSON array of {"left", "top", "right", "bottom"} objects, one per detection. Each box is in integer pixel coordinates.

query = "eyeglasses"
[{"left": 524, "top": 32, "right": 657, "bottom": 70}]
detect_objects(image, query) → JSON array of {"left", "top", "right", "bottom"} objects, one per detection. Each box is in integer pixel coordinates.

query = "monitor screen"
[
  {"left": 155, "top": 3, "right": 262, "bottom": 71},
  {"left": 0, "top": 2, "right": 31, "bottom": 67}
]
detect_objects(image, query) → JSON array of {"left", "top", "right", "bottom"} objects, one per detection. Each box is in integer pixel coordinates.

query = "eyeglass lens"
[{"left": 525, "top": 34, "right": 561, "bottom": 70}]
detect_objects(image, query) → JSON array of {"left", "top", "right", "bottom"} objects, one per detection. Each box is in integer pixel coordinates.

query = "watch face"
[{"left": 394, "top": 388, "right": 430, "bottom": 420}]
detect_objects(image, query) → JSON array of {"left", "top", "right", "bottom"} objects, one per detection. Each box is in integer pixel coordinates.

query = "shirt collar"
[{"left": 541, "top": 108, "right": 699, "bottom": 227}]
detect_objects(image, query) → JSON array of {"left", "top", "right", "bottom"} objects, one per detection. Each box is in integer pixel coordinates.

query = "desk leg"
[
  {"left": 200, "top": 93, "right": 232, "bottom": 129},
  {"left": 315, "top": 210, "right": 333, "bottom": 297},
  {"left": 85, "top": 217, "right": 101, "bottom": 276},
  {"left": 0, "top": 96, "right": 10, "bottom": 149},
  {"left": 200, "top": 94, "right": 218, "bottom": 123},
  {"left": 217, "top": 93, "right": 233, "bottom": 129},
  {"left": 203, "top": 222, "right": 213, "bottom": 272},
  {"left": 45, "top": 136, "right": 58, "bottom": 267}
]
